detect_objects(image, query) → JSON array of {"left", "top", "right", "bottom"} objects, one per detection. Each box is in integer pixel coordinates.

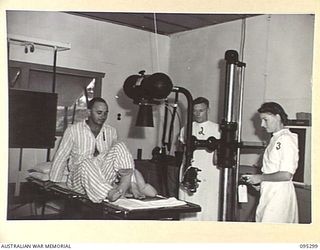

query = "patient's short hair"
[
  {"left": 193, "top": 97, "right": 209, "bottom": 108},
  {"left": 87, "top": 97, "right": 107, "bottom": 109}
]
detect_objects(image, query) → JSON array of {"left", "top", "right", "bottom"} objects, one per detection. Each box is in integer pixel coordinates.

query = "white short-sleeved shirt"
[
  {"left": 262, "top": 128, "right": 299, "bottom": 175},
  {"left": 179, "top": 120, "right": 221, "bottom": 221}
]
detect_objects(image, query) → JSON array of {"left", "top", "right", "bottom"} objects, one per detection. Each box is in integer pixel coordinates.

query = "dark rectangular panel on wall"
[
  {"left": 290, "top": 127, "right": 306, "bottom": 183},
  {"left": 9, "top": 89, "right": 58, "bottom": 148},
  {"left": 287, "top": 126, "right": 311, "bottom": 184}
]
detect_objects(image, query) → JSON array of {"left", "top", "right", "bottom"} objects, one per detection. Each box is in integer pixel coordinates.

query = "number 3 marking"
[{"left": 276, "top": 142, "right": 281, "bottom": 150}]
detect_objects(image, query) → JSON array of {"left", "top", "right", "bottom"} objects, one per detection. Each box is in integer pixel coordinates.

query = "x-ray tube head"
[{"left": 123, "top": 71, "right": 173, "bottom": 127}]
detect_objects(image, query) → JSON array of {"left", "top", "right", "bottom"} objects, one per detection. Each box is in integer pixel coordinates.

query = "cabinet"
[{"left": 134, "top": 159, "right": 180, "bottom": 198}]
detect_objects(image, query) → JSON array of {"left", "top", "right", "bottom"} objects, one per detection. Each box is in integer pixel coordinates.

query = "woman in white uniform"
[
  {"left": 243, "top": 102, "right": 299, "bottom": 223},
  {"left": 178, "top": 97, "right": 221, "bottom": 221}
]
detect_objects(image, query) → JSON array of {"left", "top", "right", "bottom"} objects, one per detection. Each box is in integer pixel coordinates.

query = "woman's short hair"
[
  {"left": 193, "top": 97, "right": 209, "bottom": 108},
  {"left": 87, "top": 97, "right": 107, "bottom": 109},
  {"left": 258, "top": 102, "right": 288, "bottom": 125}
]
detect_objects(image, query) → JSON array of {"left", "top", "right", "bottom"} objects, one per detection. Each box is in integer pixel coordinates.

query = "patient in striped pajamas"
[{"left": 49, "top": 97, "right": 156, "bottom": 203}]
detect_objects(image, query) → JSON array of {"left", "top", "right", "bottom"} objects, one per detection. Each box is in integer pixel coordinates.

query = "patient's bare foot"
[
  {"left": 139, "top": 183, "right": 157, "bottom": 197},
  {"left": 131, "top": 183, "right": 146, "bottom": 199},
  {"left": 133, "top": 169, "right": 157, "bottom": 197}
]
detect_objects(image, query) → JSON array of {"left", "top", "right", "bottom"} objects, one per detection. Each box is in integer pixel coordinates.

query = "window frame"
[{"left": 8, "top": 60, "right": 105, "bottom": 135}]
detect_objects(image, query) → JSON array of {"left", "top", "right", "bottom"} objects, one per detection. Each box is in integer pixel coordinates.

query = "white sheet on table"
[{"left": 108, "top": 197, "right": 186, "bottom": 210}]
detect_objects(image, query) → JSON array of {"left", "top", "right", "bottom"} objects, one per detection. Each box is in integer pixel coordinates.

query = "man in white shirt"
[{"left": 178, "top": 97, "right": 221, "bottom": 220}]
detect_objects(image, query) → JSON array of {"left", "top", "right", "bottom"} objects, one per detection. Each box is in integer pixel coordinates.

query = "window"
[
  {"left": 8, "top": 60, "right": 105, "bottom": 136},
  {"left": 56, "top": 79, "right": 95, "bottom": 134}
]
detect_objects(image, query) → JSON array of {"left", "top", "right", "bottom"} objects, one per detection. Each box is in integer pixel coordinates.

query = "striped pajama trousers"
[{"left": 67, "top": 142, "right": 134, "bottom": 203}]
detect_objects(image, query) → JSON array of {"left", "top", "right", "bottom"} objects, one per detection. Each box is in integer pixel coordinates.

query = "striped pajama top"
[
  {"left": 50, "top": 120, "right": 118, "bottom": 182},
  {"left": 49, "top": 120, "right": 135, "bottom": 202}
]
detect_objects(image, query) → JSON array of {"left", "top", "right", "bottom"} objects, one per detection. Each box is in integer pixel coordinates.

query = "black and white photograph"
[{"left": 1, "top": 0, "right": 319, "bottom": 246}]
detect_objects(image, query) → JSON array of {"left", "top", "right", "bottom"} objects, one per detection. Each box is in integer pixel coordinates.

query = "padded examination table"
[{"left": 26, "top": 176, "right": 201, "bottom": 220}]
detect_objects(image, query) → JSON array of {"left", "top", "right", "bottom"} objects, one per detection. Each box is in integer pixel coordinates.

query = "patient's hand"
[
  {"left": 118, "top": 169, "right": 133, "bottom": 176},
  {"left": 108, "top": 187, "right": 124, "bottom": 202},
  {"left": 116, "top": 170, "right": 132, "bottom": 196}
]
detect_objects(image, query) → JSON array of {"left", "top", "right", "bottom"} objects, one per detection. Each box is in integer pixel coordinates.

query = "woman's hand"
[
  {"left": 251, "top": 184, "right": 261, "bottom": 191},
  {"left": 242, "top": 171, "right": 293, "bottom": 184},
  {"left": 242, "top": 174, "right": 263, "bottom": 185}
]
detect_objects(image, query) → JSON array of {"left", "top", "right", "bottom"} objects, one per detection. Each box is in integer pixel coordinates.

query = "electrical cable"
[
  {"left": 234, "top": 18, "right": 247, "bottom": 221},
  {"left": 161, "top": 102, "right": 183, "bottom": 155},
  {"left": 167, "top": 92, "right": 179, "bottom": 152},
  {"left": 153, "top": 13, "right": 160, "bottom": 72},
  {"left": 47, "top": 46, "right": 58, "bottom": 162},
  {"left": 164, "top": 103, "right": 182, "bottom": 130},
  {"left": 240, "top": 18, "right": 246, "bottom": 62},
  {"left": 263, "top": 15, "right": 271, "bottom": 101},
  {"left": 162, "top": 99, "right": 169, "bottom": 149}
]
